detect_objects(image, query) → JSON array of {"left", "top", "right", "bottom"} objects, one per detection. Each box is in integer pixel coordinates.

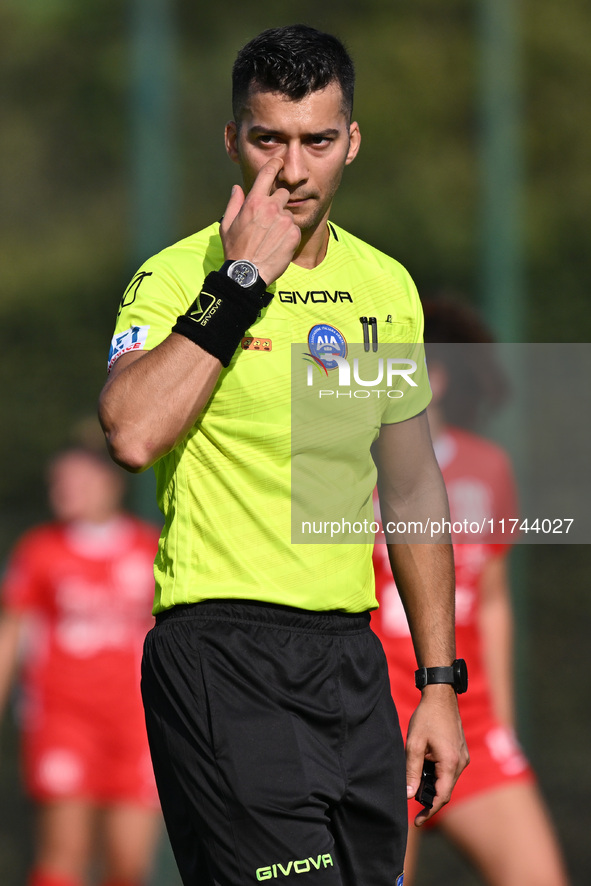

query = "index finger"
[{"left": 248, "top": 158, "right": 285, "bottom": 197}]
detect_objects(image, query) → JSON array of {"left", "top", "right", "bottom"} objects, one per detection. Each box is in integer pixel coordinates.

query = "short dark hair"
[
  {"left": 232, "top": 25, "right": 355, "bottom": 122},
  {"left": 422, "top": 297, "right": 509, "bottom": 429}
]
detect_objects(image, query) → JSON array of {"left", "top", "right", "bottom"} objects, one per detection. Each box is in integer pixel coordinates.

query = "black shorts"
[{"left": 141, "top": 600, "right": 407, "bottom": 886}]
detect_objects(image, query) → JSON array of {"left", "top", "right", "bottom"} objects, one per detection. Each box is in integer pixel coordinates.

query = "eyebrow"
[{"left": 248, "top": 125, "right": 341, "bottom": 139}]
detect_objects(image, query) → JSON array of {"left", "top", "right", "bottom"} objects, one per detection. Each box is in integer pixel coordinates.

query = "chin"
[{"left": 293, "top": 208, "right": 325, "bottom": 233}]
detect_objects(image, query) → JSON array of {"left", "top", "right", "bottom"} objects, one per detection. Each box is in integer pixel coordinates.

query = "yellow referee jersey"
[{"left": 108, "top": 221, "right": 431, "bottom": 614}]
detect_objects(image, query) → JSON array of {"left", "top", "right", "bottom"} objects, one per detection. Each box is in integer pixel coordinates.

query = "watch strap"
[{"left": 415, "top": 665, "right": 455, "bottom": 688}]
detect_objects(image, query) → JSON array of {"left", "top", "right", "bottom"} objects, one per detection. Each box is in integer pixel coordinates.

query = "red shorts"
[{"left": 22, "top": 697, "right": 159, "bottom": 808}]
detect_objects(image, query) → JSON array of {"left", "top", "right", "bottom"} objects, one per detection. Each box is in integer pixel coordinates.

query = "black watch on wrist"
[
  {"left": 415, "top": 658, "right": 468, "bottom": 694},
  {"left": 221, "top": 259, "right": 262, "bottom": 291}
]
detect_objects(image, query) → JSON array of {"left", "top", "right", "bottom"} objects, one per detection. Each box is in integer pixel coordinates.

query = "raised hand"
[{"left": 219, "top": 158, "right": 301, "bottom": 286}]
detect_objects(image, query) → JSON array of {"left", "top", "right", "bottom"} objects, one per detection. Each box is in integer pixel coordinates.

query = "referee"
[{"left": 99, "top": 25, "right": 468, "bottom": 886}]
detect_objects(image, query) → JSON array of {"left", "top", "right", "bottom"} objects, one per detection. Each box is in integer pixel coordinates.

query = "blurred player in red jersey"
[
  {"left": 0, "top": 435, "right": 162, "bottom": 886},
  {"left": 372, "top": 299, "right": 570, "bottom": 886}
]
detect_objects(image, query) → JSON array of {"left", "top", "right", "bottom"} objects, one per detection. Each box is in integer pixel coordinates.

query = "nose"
[{"left": 277, "top": 142, "right": 308, "bottom": 189}]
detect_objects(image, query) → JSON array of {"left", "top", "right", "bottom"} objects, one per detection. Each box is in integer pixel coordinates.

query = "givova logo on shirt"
[{"left": 256, "top": 854, "right": 334, "bottom": 880}]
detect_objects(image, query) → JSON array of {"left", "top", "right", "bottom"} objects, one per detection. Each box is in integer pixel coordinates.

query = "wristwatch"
[
  {"left": 221, "top": 259, "right": 261, "bottom": 290},
  {"left": 415, "top": 658, "right": 468, "bottom": 694}
]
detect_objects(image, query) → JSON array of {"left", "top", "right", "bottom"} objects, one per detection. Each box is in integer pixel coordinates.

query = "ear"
[
  {"left": 345, "top": 121, "right": 361, "bottom": 166},
  {"left": 225, "top": 121, "right": 240, "bottom": 164}
]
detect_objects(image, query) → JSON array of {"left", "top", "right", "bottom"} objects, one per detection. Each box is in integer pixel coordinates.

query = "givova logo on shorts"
[{"left": 256, "top": 855, "right": 334, "bottom": 880}]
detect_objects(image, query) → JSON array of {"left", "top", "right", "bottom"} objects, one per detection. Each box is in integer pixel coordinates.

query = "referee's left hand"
[{"left": 405, "top": 684, "right": 469, "bottom": 826}]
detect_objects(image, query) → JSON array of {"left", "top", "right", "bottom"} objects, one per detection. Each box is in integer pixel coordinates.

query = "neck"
[
  {"left": 291, "top": 216, "right": 331, "bottom": 270},
  {"left": 67, "top": 509, "right": 121, "bottom": 527}
]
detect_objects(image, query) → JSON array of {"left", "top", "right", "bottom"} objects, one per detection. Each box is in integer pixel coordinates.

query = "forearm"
[
  {"left": 99, "top": 334, "right": 223, "bottom": 472},
  {"left": 388, "top": 542, "right": 456, "bottom": 668},
  {"left": 0, "top": 613, "right": 23, "bottom": 718},
  {"left": 377, "top": 419, "right": 456, "bottom": 665},
  {"left": 482, "top": 600, "right": 515, "bottom": 727}
]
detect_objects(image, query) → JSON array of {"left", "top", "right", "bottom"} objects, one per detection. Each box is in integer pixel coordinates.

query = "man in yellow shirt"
[{"left": 99, "top": 24, "right": 468, "bottom": 886}]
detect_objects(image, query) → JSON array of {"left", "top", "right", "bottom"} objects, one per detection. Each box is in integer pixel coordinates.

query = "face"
[
  {"left": 48, "top": 452, "right": 124, "bottom": 524},
  {"left": 225, "top": 82, "right": 360, "bottom": 236}
]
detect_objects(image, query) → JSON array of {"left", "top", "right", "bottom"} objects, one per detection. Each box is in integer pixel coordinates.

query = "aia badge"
[
  {"left": 396, "top": 875, "right": 404, "bottom": 886},
  {"left": 305, "top": 323, "right": 347, "bottom": 373}
]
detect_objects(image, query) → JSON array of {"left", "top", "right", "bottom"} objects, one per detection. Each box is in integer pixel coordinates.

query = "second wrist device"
[{"left": 415, "top": 658, "right": 468, "bottom": 694}]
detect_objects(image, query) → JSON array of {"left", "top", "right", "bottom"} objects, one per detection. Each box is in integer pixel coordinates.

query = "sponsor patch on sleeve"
[{"left": 108, "top": 325, "right": 150, "bottom": 372}]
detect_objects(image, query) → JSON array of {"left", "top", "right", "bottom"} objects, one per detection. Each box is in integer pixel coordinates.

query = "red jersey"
[
  {"left": 372, "top": 427, "right": 533, "bottom": 811},
  {"left": 1, "top": 515, "right": 160, "bottom": 803},
  {"left": 2, "top": 516, "right": 158, "bottom": 712}
]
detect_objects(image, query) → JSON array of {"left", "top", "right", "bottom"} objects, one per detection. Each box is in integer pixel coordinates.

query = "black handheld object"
[{"left": 415, "top": 760, "right": 436, "bottom": 808}]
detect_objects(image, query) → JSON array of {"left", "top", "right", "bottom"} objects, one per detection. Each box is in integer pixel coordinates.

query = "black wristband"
[
  {"left": 415, "top": 659, "right": 468, "bottom": 694},
  {"left": 172, "top": 270, "right": 273, "bottom": 367}
]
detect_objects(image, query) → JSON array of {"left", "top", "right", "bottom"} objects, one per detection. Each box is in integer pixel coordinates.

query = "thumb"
[
  {"left": 220, "top": 184, "right": 245, "bottom": 234},
  {"left": 405, "top": 751, "right": 424, "bottom": 800}
]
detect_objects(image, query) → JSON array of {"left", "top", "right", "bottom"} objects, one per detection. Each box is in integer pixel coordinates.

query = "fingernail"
[{"left": 407, "top": 785, "right": 414, "bottom": 798}]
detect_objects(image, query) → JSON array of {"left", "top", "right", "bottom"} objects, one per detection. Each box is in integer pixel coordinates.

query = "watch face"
[
  {"left": 454, "top": 658, "right": 468, "bottom": 694},
  {"left": 229, "top": 260, "right": 258, "bottom": 288}
]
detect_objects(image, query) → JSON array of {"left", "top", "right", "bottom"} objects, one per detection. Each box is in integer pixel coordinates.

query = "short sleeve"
[
  {"left": 107, "top": 226, "right": 224, "bottom": 372},
  {"left": 381, "top": 271, "right": 432, "bottom": 424},
  {"left": 107, "top": 258, "right": 190, "bottom": 372}
]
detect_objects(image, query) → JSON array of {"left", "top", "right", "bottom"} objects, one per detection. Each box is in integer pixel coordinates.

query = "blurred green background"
[{"left": 1, "top": 0, "right": 589, "bottom": 883}]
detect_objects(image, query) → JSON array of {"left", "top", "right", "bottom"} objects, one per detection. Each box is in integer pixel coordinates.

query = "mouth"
[{"left": 286, "top": 195, "right": 315, "bottom": 208}]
